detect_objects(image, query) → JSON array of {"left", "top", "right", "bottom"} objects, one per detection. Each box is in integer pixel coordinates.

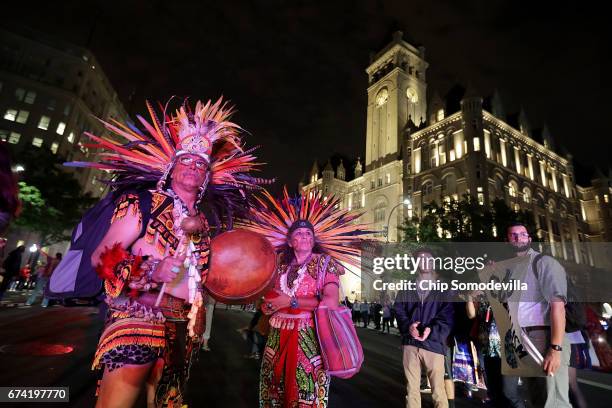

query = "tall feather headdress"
[
  {"left": 243, "top": 187, "right": 371, "bottom": 267},
  {"left": 65, "top": 97, "right": 272, "bottom": 228}
]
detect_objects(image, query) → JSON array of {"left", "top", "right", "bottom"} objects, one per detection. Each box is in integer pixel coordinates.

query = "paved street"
[{"left": 1, "top": 291, "right": 611, "bottom": 407}]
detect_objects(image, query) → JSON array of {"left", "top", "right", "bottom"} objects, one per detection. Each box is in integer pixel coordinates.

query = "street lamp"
[
  {"left": 29, "top": 244, "right": 38, "bottom": 253},
  {"left": 385, "top": 198, "right": 412, "bottom": 243},
  {"left": 14, "top": 164, "right": 25, "bottom": 172}
]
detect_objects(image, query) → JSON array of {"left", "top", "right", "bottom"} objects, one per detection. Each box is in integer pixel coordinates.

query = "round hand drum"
[{"left": 205, "top": 229, "right": 277, "bottom": 304}]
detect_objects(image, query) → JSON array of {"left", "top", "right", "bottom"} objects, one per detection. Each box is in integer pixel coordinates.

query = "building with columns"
[{"left": 301, "top": 31, "right": 612, "bottom": 280}]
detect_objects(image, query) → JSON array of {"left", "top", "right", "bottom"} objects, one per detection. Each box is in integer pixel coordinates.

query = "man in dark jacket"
[
  {"left": 394, "top": 248, "right": 454, "bottom": 408},
  {"left": 0, "top": 245, "right": 25, "bottom": 301}
]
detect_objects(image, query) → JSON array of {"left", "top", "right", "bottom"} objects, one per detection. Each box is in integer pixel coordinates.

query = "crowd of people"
[
  {"left": 353, "top": 223, "right": 612, "bottom": 408},
  {"left": 349, "top": 298, "right": 395, "bottom": 333}
]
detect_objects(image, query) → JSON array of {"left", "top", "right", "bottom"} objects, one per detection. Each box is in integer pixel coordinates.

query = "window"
[
  {"left": 508, "top": 183, "right": 517, "bottom": 198},
  {"left": 438, "top": 143, "right": 446, "bottom": 165},
  {"left": 605, "top": 194, "right": 610, "bottom": 204},
  {"left": 0, "top": 129, "right": 7, "bottom": 141},
  {"left": 16, "top": 110, "right": 29, "bottom": 124},
  {"left": 473, "top": 137, "right": 480, "bottom": 151},
  {"left": 15, "top": 88, "right": 25, "bottom": 101},
  {"left": 32, "top": 137, "right": 43, "bottom": 147},
  {"left": 38, "top": 115, "right": 51, "bottom": 130},
  {"left": 47, "top": 99, "right": 57, "bottom": 111},
  {"left": 538, "top": 214, "right": 547, "bottom": 230},
  {"left": 3, "top": 109, "right": 17, "bottom": 121},
  {"left": 378, "top": 177, "right": 383, "bottom": 187},
  {"left": 422, "top": 181, "right": 434, "bottom": 196},
  {"left": 63, "top": 104, "right": 71, "bottom": 116},
  {"left": 24, "top": 91, "right": 36, "bottom": 104},
  {"left": 50, "top": 142, "right": 59, "bottom": 154},
  {"left": 56, "top": 122, "right": 66, "bottom": 135},
  {"left": 370, "top": 180, "right": 375, "bottom": 189},
  {"left": 386, "top": 173, "right": 391, "bottom": 184},
  {"left": 436, "top": 109, "right": 444, "bottom": 121},
  {"left": 8, "top": 132, "right": 20, "bottom": 144},
  {"left": 67, "top": 132, "right": 75, "bottom": 143},
  {"left": 374, "top": 208, "right": 386, "bottom": 223},
  {"left": 522, "top": 187, "right": 531, "bottom": 204}
]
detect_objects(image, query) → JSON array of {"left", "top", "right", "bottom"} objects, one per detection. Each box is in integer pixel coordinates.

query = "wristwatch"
[
  {"left": 550, "top": 344, "right": 563, "bottom": 352},
  {"left": 290, "top": 296, "right": 298, "bottom": 309}
]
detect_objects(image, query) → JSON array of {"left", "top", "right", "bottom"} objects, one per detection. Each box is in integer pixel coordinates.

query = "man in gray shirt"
[{"left": 507, "top": 222, "right": 570, "bottom": 408}]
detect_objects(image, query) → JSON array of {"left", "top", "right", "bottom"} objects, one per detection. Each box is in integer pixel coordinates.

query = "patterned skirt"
[
  {"left": 259, "top": 312, "right": 330, "bottom": 408},
  {"left": 93, "top": 294, "right": 205, "bottom": 407}
]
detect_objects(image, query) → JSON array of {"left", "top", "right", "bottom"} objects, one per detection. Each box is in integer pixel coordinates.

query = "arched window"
[
  {"left": 422, "top": 180, "right": 434, "bottom": 196},
  {"left": 548, "top": 199, "right": 556, "bottom": 214},
  {"left": 560, "top": 204, "right": 568, "bottom": 219},
  {"left": 522, "top": 187, "right": 531, "bottom": 204},
  {"left": 374, "top": 199, "right": 387, "bottom": 223},
  {"left": 494, "top": 175, "right": 504, "bottom": 197},
  {"left": 508, "top": 181, "right": 519, "bottom": 198},
  {"left": 442, "top": 173, "right": 457, "bottom": 195}
]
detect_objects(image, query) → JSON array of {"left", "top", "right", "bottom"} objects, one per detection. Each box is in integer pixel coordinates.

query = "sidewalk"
[
  {"left": 355, "top": 320, "right": 402, "bottom": 336},
  {"left": 0, "top": 288, "right": 32, "bottom": 308}
]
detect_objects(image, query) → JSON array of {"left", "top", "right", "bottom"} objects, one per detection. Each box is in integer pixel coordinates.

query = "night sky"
[{"left": 4, "top": 1, "right": 611, "bottom": 190}]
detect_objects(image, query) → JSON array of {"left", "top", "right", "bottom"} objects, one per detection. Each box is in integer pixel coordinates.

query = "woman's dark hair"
[{"left": 0, "top": 143, "right": 20, "bottom": 217}]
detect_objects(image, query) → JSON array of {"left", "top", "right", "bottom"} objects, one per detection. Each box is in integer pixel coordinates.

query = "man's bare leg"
[
  {"left": 145, "top": 358, "right": 165, "bottom": 408},
  {"left": 96, "top": 363, "right": 154, "bottom": 408}
]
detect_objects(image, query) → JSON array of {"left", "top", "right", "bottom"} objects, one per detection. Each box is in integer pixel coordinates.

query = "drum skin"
[{"left": 205, "top": 229, "right": 277, "bottom": 304}]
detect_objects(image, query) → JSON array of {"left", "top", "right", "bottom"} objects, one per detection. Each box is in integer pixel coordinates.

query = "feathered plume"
[
  {"left": 65, "top": 97, "right": 273, "bottom": 227},
  {"left": 242, "top": 187, "right": 371, "bottom": 267}
]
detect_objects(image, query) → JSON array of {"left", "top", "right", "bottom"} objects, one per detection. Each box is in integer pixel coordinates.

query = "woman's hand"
[{"left": 262, "top": 289, "right": 291, "bottom": 315}]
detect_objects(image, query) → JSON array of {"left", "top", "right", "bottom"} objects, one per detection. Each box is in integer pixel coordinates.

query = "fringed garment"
[{"left": 93, "top": 192, "right": 209, "bottom": 408}]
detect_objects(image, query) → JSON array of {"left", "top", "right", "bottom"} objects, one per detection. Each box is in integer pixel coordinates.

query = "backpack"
[
  {"left": 532, "top": 254, "right": 586, "bottom": 332},
  {"left": 45, "top": 190, "right": 152, "bottom": 300}
]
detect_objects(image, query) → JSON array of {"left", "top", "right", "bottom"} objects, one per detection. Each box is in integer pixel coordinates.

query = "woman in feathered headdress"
[
  {"left": 66, "top": 97, "right": 271, "bottom": 407},
  {"left": 243, "top": 187, "right": 368, "bottom": 408}
]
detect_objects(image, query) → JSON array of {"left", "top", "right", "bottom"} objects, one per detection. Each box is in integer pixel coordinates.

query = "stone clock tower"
[{"left": 365, "top": 31, "right": 428, "bottom": 171}]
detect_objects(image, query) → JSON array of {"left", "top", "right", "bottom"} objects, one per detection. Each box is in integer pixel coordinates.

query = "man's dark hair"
[
  {"left": 507, "top": 221, "right": 527, "bottom": 230},
  {"left": 413, "top": 246, "right": 436, "bottom": 258},
  {"left": 506, "top": 221, "right": 536, "bottom": 238}
]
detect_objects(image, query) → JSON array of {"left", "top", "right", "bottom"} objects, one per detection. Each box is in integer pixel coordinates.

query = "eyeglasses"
[
  {"left": 508, "top": 232, "right": 530, "bottom": 239},
  {"left": 178, "top": 156, "right": 208, "bottom": 169}
]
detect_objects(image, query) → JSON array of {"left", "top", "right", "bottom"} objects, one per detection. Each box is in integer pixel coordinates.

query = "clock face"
[
  {"left": 406, "top": 87, "right": 418, "bottom": 103},
  {"left": 376, "top": 88, "right": 389, "bottom": 106}
]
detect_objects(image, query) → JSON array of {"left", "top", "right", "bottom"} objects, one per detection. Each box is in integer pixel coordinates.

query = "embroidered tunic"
[
  {"left": 93, "top": 190, "right": 211, "bottom": 407},
  {"left": 259, "top": 253, "right": 342, "bottom": 408}
]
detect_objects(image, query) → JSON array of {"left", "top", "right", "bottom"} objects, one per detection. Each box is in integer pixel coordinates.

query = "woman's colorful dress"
[{"left": 259, "top": 253, "right": 342, "bottom": 408}]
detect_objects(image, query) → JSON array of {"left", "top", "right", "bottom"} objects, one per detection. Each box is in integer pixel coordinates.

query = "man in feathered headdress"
[{"left": 67, "top": 98, "right": 269, "bottom": 407}]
